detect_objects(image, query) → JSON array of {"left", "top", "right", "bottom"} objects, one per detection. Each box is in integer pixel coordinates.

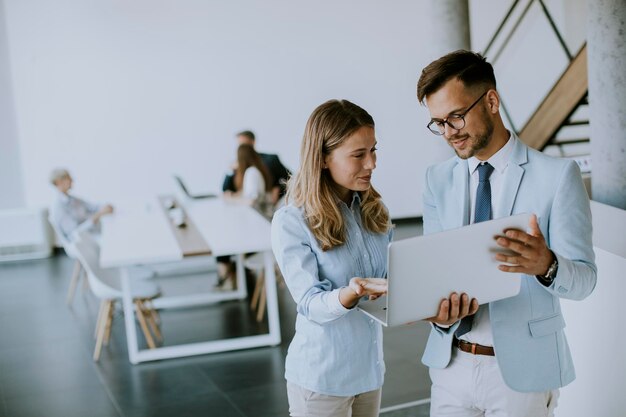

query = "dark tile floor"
[{"left": 0, "top": 219, "right": 431, "bottom": 417}]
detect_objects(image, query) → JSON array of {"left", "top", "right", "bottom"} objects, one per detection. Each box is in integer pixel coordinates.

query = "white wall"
[
  {"left": 558, "top": 202, "right": 626, "bottom": 416},
  {"left": 0, "top": 0, "right": 23, "bottom": 210},
  {"left": 1, "top": 0, "right": 585, "bottom": 218},
  {"left": 3, "top": 0, "right": 450, "bottom": 218}
]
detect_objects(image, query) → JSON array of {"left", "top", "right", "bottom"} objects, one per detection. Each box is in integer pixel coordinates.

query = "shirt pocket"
[{"left": 528, "top": 313, "right": 566, "bottom": 338}]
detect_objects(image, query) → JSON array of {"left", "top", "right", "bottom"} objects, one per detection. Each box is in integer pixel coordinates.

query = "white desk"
[{"left": 100, "top": 197, "right": 281, "bottom": 364}]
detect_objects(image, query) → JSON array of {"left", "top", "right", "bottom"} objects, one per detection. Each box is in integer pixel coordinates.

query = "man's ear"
[{"left": 485, "top": 89, "right": 500, "bottom": 114}]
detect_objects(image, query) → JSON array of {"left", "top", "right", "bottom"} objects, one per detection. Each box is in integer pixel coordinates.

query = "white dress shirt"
[
  {"left": 460, "top": 133, "right": 515, "bottom": 347},
  {"left": 242, "top": 166, "right": 266, "bottom": 201},
  {"left": 49, "top": 189, "right": 102, "bottom": 242}
]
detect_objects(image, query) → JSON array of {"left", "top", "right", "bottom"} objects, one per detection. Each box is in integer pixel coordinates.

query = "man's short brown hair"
[
  {"left": 237, "top": 130, "right": 255, "bottom": 142},
  {"left": 417, "top": 50, "right": 496, "bottom": 104}
]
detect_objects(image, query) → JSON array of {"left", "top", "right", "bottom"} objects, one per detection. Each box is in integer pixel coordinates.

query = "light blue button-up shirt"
[{"left": 271, "top": 193, "right": 392, "bottom": 396}]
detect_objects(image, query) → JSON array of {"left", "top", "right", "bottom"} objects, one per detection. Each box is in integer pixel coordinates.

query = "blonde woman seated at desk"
[
  {"left": 49, "top": 168, "right": 114, "bottom": 242},
  {"left": 217, "top": 144, "right": 275, "bottom": 290}
]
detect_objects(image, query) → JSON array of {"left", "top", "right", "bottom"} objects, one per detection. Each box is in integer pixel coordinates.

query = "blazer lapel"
[
  {"left": 496, "top": 138, "right": 528, "bottom": 218},
  {"left": 452, "top": 158, "right": 470, "bottom": 227}
]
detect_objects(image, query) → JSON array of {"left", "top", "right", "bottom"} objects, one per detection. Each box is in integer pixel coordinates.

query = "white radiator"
[{"left": 0, "top": 207, "right": 52, "bottom": 262}]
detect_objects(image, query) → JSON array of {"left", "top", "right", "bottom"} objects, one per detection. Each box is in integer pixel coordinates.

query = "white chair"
[
  {"left": 72, "top": 231, "right": 163, "bottom": 361},
  {"left": 48, "top": 215, "right": 86, "bottom": 305}
]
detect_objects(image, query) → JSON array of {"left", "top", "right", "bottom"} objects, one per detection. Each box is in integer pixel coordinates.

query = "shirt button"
[
  {"left": 370, "top": 319, "right": 374, "bottom": 323},
  {"left": 364, "top": 253, "right": 368, "bottom": 259}
]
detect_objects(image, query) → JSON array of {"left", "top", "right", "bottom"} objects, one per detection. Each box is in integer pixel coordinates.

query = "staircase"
[
  {"left": 519, "top": 44, "right": 587, "bottom": 151},
  {"left": 482, "top": 0, "right": 591, "bottom": 177}
]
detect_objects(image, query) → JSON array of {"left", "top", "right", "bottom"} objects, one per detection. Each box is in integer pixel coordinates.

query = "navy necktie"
[{"left": 456, "top": 162, "right": 494, "bottom": 337}]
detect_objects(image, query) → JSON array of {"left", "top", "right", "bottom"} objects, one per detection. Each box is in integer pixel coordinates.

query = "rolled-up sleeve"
[{"left": 271, "top": 207, "right": 351, "bottom": 325}]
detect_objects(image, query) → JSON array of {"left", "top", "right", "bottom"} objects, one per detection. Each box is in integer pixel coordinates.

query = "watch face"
[{"left": 546, "top": 260, "right": 558, "bottom": 279}]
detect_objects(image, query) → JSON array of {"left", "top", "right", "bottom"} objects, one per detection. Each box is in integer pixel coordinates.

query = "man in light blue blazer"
[{"left": 416, "top": 50, "right": 596, "bottom": 417}]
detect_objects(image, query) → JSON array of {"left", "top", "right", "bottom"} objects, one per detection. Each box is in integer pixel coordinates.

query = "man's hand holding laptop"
[
  {"left": 426, "top": 214, "right": 552, "bottom": 327},
  {"left": 427, "top": 293, "right": 479, "bottom": 327}
]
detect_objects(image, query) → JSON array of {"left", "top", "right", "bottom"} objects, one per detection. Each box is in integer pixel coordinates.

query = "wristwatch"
[{"left": 536, "top": 253, "right": 558, "bottom": 287}]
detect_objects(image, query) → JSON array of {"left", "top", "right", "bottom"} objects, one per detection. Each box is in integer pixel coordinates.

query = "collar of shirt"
[
  {"left": 467, "top": 131, "right": 515, "bottom": 176},
  {"left": 337, "top": 191, "right": 362, "bottom": 211},
  {"left": 55, "top": 189, "right": 72, "bottom": 205}
]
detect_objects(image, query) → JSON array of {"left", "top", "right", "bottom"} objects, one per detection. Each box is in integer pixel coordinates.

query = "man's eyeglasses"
[{"left": 427, "top": 91, "right": 488, "bottom": 136}]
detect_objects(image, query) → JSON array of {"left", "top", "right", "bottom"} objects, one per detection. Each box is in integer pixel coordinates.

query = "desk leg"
[
  {"left": 120, "top": 268, "right": 139, "bottom": 364},
  {"left": 235, "top": 253, "right": 247, "bottom": 299},
  {"left": 264, "top": 251, "right": 281, "bottom": 345}
]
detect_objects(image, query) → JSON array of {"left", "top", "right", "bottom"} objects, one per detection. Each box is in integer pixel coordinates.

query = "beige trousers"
[
  {"left": 286, "top": 381, "right": 381, "bottom": 417},
  {"left": 429, "top": 348, "right": 559, "bottom": 417}
]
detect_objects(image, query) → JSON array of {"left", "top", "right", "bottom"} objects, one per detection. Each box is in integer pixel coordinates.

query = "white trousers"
[
  {"left": 286, "top": 381, "right": 381, "bottom": 417},
  {"left": 429, "top": 348, "right": 559, "bottom": 417}
]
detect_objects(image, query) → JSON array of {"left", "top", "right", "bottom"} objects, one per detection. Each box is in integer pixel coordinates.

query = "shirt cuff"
[{"left": 328, "top": 287, "right": 353, "bottom": 316}]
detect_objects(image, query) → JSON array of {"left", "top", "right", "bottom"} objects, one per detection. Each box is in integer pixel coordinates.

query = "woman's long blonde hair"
[{"left": 286, "top": 99, "right": 391, "bottom": 251}]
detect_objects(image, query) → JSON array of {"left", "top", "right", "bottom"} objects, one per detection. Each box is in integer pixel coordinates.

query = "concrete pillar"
[
  {"left": 427, "top": 0, "right": 471, "bottom": 57},
  {"left": 588, "top": 0, "right": 626, "bottom": 209},
  {"left": 0, "top": 1, "right": 24, "bottom": 209},
  {"left": 423, "top": 1, "right": 472, "bottom": 162}
]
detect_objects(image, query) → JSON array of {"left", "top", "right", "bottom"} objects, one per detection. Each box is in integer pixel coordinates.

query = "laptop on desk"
[
  {"left": 358, "top": 213, "right": 530, "bottom": 327},
  {"left": 173, "top": 175, "right": 217, "bottom": 200}
]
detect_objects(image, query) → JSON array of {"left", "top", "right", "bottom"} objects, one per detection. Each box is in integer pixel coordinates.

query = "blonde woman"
[{"left": 271, "top": 99, "right": 392, "bottom": 417}]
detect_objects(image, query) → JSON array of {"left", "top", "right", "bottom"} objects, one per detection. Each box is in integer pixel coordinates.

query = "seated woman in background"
[
  {"left": 271, "top": 99, "right": 392, "bottom": 417},
  {"left": 232, "top": 143, "right": 274, "bottom": 216},
  {"left": 49, "top": 168, "right": 114, "bottom": 242},
  {"left": 216, "top": 144, "right": 275, "bottom": 290}
]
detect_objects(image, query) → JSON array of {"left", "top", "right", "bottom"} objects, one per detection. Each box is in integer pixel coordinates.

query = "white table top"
[
  {"left": 100, "top": 197, "right": 272, "bottom": 267},
  {"left": 185, "top": 198, "right": 272, "bottom": 257},
  {"left": 100, "top": 199, "right": 183, "bottom": 268}
]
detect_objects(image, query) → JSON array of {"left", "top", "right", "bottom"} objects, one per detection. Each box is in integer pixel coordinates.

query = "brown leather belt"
[{"left": 453, "top": 337, "right": 495, "bottom": 356}]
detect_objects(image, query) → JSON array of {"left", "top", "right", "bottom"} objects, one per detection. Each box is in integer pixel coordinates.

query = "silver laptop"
[
  {"left": 358, "top": 213, "right": 531, "bottom": 327},
  {"left": 173, "top": 175, "right": 216, "bottom": 199}
]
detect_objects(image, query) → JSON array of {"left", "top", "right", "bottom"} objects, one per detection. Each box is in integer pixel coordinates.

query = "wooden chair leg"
[
  {"left": 135, "top": 300, "right": 156, "bottom": 349},
  {"left": 147, "top": 315, "right": 162, "bottom": 343},
  {"left": 94, "top": 301, "right": 106, "bottom": 339},
  {"left": 256, "top": 272, "right": 266, "bottom": 323},
  {"left": 93, "top": 300, "right": 111, "bottom": 361},
  {"left": 103, "top": 300, "right": 115, "bottom": 345},
  {"left": 250, "top": 270, "right": 262, "bottom": 310},
  {"left": 274, "top": 263, "right": 286, "bottom": 289},
  {"left": 66, "top": 260, "right": 82, "bottom": 305},
  {"left": 147, "top": 300, "right": 161, "bottom": 325},
  {"left": 140, "top": 299, "right": 162, "bottom": 343}
]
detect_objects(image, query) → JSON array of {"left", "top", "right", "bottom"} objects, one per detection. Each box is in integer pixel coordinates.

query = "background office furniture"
[
  {"left": 48, "top": 214, "right": 86, "bottom": 305},
  {"left": 173, "top": 175, "right": 216, "bottom": 200},
  {"left": 246, "top": 252, "right": 267, "bottom": 323},
  {"left": 100, "top": 197, "right": 281, "bottom": 364},
  {"left": 0, "top": 207, "right": 52, "bottom": 262},
  {"left": 72, "top": 231, "right": 162, "bottom": 361}
]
